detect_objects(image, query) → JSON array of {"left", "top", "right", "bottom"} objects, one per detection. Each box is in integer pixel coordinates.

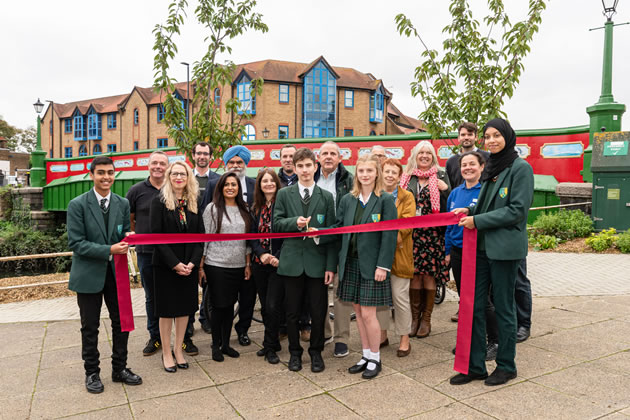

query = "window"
[
  {"left": 241, "top": 124, "right": 256, "bottom": 141},
  {"left": 107, "top": 113, "right": 116, "bottom": 129},
  {"left": 214, "top": 88, "right": 221, "bottom": 106},
  {"left": 87, "top": 109, "right": 102, "bottom": 140},
  {"left": 303, "top": 61, "right": 336, "bottom": 138},
  {"left": 344, "top": 129, "right": 354, "bottom": 137},
  {"left": 107, "top": 144, "right": 117, "bottom": 153},
  {"left": 49, "top": 149, "right": 53, "bottom": 158},
  {"left": 237, "top": 74, "right": 255, "bottom": 114},
  {"left": 157, "top": 104, "right": 165, "bottom": 122},
  {"left": 370, "top": 86, "right": 384, "bottom": 123},
  {"left": 344, "top": 90, "right": 354, "bottom": 108},
  {"left": 64, "top": 147, "right": 73, "bottom": 158},
  {"left": 133, "top": 141, "right": 139, "bottom": 151},
  {"left": 93, "top": 144, "right": 102, "bottom": 155},
  {"left": 157, "top": 138, "right": 168, "bottom": 148},
  {"left": 370, "top": 130, "right": 376, "bottom": 136},
  {"left": 78, "top": 145, "right": 87, "bottom": 156},
  {"left": 49, "top": 120, "right": 53, "bottom": 135},
  {"left": 65, "top": 119, "right": 72, "bottom": 133},
  {"left": 73, "top": 109, "right": 86, "bottom": 140},
  {"left": 134, "top": 109, "right": 139, "bottom": 125},
  {"left": 279, "top": 84, "right": 289, "bottom": 103},
  {"left": 279, "top": 125, "right": 289, "bottom": 139}
]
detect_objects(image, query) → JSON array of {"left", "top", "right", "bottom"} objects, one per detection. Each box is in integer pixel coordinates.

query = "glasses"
[
  {"left": 194, "top": 152, "right": 210, "bottom": 156},
  {"left": 170, "top": 172, "right": 188, "bottom": 178}
]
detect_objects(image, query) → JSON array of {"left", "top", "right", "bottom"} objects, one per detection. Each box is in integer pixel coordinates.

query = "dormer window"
[
  {"left": 370, "top": 86, "right": 384, "bottom": 123},
  {"left": 87, "top": 108, "right": 102, "bottom": 140},
  {"left": 237, "top": 74, "right": 255, "bottom": 114},
  {"left": 73, "top": 109, "right": 86, "bottom": 141}
]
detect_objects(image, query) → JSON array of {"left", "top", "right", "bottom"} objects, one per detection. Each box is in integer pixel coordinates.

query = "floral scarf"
[
  {"left": 176, "top": 198, "right": 187, "bottom": 227},
  {"left": 254, "top": 203, "right": 272, "bottom": 264},
  {"left": 400, "top": 167, "right": 440, "bottom": 213}
]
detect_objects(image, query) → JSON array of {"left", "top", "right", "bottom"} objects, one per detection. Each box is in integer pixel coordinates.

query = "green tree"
[
  {"left": 7, "top": 127, "right": 37, "bottom": 152},
  {"left": 395, "top": 0, "right": 547, "bottom": 144},
  {"left": 152, "top": 0, "right": 268, "bottom": 164},
  {"left": 0, "top": 116, "right": 18, "bottom": 141}
]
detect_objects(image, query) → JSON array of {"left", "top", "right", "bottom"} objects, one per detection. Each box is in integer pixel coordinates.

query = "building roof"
[{"left": 387, "top": 103, "right": 425, "bottom": 133}]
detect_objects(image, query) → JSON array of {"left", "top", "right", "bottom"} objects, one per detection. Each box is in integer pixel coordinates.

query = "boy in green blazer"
[
  {"left": 67, "top": 156, "right": 142, "bottom": 394},
  {"left": 274, "top": 148, "right": 336, "bottom": 374}
]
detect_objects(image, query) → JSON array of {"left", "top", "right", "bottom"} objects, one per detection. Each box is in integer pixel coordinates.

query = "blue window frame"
[
  {"left": 64, "top": 147, "right": 73, "bottom": 158},
  {"left": 49, "top": 149, "right": 53, "bottom": 158},
  {"left": 279, "top": 84, "right": 289, "bottom": 103},
  {"left": 107, "top": 144, "right": 116, "bottom": 153},
  {"left": 49, "top": 120, "right": 53, "bottom": 134},
  {"left": 241, "top": 124, "right": 255, "bottom": 141},
  {"left": 93, "top": 144, "right": 102, "bottom": 155},
  {"left": 303, "top": 61, "right": 336, "bottom": 138},
  {"left": 78, "top": 145, "right": 87, "bottom": 156},
  {"left": 279, "top": 125, "right": 289, "bottom": 139},
  {"left": 344, "top": 129, "right": 353, "bottom": 137},
  {"left": 157, "top": 138, "right": 168, "bottom": 148},
  {"left": 344, "top": 90, "right": 354, "bottom": 108},
  {"left": 214, "top": 88, "right": 221, "bottom": 106},
  {"left": 107, "top": 113, "right": 116, "bottom": 129},
  {"left": 237, "top": 75, "right": 255, "bottom": 114},
  {"left": 133, "top": 141, "right": 139, "bottom": 151},
  {"left": 370, "top": 86, "right": 384, "bottom": 123},
  {"left": 157, "top": 104, "right": 165, "bottom": 122},
  {"left": 73, "top": 109, "right": 86, "bottom": 140},
  {"left": 64, "top": 119, "right": 72, "bottom": 133},
  {"left": 87, "top": 109, "right": 102, "bottom": 140},
  {"left": 134, "top": 109, "right": 139, "bottom": 125}
]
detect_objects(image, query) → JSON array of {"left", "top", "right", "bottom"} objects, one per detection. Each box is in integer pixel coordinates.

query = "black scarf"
[{"left": 481, "top": 118, "right": 519, "bottom": 181}]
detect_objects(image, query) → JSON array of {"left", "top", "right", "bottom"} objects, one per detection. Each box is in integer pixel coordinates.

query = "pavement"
[{"left": 1, "top": 251, "right": 629, "bottom": 419}]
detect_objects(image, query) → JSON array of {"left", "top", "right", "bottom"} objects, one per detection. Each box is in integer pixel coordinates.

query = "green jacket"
[
  {"left": 471, "top": 158, "right": 534, "bottom": 261},
  {"left": 273, "top": 184, "right": 337, "bottom": 277},
  {"left": 333, "top": 192, "right": 398, "bottom": 282},
  {"left": 67, "top": 189, "right": 130, "bottom": 293}
]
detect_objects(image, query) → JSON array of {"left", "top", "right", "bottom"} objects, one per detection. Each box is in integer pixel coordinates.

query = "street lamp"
[
  {"left": 181, "top": 62, "right": 191, "bottom": 127},
  {"left": 30, "top": 98, "right": 47, "bottom": 187},
  {"left": 602, "top": 0, "right": 619, "bottom": 21},
  {"left": 33, "top": 98, "right": 44, "bottom": 114},
  {"left": 262, "top": 127, "right": 270, "bottom": 138}
]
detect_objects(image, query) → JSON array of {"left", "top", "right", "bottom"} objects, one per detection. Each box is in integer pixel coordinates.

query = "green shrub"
[
  {"left": 530, "top": 234, "right": 559, "bottom": 251},
  {"left": 531, "top": 209, "right": 593, "bottom": 241},
  {"left": 615, "top": 230, "right": 630, "bottom": 253},
  {"left": 585, "top": 228, "right": 617, "bottom": 252}
]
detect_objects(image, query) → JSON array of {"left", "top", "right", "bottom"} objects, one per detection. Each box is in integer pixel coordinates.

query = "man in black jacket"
[{"left": 277, "top": 144, "right": 298, "bottom": 187}]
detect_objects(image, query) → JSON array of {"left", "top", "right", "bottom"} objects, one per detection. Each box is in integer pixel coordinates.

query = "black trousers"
[
  {"left": 515, "top": 258, "right": 532, "bottom": 329},
  {"left": 253, "top": 264, "right": 284, "bottom": 351},
  {"left": 234, "top": 273, "right": 257, "bottom": 336},
  {"left": 282, "top": 273, "right": 327, "bottom": 357},
  {"left": 76, "top": 266, "right": 129, "bottom": 375}
]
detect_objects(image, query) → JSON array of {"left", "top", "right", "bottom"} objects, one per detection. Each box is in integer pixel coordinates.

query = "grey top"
[{"left": 202, "top": 203, "right": 251, "bottom": 268}]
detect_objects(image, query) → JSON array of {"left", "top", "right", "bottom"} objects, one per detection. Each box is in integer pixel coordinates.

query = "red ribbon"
[{"left": 113, "top": 212, "right": 476, "bottom": 374}]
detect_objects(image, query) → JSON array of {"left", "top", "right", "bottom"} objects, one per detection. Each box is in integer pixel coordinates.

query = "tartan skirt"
[{"left": 337, "top": 257, "right": 392, "bottom": 307}]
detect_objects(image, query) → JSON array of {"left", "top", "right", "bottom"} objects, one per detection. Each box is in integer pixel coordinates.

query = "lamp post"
[
  {"left": 181, "top": 62, "right": 191, "bottom": 127},
  {"left": 31, "top": 98, "right": 47, "bottom": 187},
  {"left": 583, "top": 0, "right": 626, "bottom": 182},
  {"left": 262, "top": 127, "right": 270, "bottom": 138}
]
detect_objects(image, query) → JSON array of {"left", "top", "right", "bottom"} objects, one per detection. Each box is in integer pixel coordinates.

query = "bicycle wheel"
[{"left": 434, "top": 282, "right": 446, "bottom": 305}]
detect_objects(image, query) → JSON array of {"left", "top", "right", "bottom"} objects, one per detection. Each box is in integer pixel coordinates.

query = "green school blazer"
[
  {"left": 333, "top": 192, "right": 398, "bottom": 282},
  {"left": 67, "top": 189, "right": 130, "bottom": 293},
  {"left": 273, "top": 184, "right": 337, "bottom": 278},
  {"left": 471, "top": 158, "right": 534, "bottom": 261}
]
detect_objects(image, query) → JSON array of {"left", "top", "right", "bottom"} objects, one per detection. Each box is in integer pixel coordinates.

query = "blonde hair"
[
  {"left": 351, "top": 154, "right": 383, "bottom": 198},
  {"left": 404, "top": 140, "right": 440, "bottom": 174},
  {"left": 161, "top": 161, "right": 199, "bottom": 213}
]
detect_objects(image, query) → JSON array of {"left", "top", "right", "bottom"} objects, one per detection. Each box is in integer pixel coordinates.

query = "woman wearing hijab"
[{"left": 450, "top": 118, "right": 534, "bottom": 387}]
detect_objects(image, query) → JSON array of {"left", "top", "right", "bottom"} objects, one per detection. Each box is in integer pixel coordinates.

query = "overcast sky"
[{"left": 2, "top": 0, "right": 629, "bottom": 133}]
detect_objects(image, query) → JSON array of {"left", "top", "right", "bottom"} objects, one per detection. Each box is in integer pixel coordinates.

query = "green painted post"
[
  {"left": 584, "top": 19, "right": 626, "bottom": 182},
  {"left": 30, "top": 115, "right": 47, "bottom": 187}
]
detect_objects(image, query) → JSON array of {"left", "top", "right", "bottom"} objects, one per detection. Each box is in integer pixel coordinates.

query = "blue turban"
[{"left": 223, "top": 145, "right": 251, "bottom": 165}]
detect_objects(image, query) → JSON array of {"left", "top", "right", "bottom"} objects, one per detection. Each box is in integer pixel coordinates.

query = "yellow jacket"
[{"left": 391, "top": 186, "right": 415, "bottom": 279}]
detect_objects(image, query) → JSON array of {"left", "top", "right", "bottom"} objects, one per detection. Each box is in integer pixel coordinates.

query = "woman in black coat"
[{"left": 151, "top": 161, "right": 204, "bottom": 372}]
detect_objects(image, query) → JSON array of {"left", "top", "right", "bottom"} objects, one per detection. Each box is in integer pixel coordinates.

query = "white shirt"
[
  {"left": 359, "top": 192, "right": 372, "bottom": 206},
  {"left": 238, "top": 173, "right": 248, "bottom": 201},
  {"left": 298, "top": 182, "right": 315, "bottom": 200},
  {"left": 193, "top": 167, "right": 208, "bottom": 178},
  {"left": 316, "top": 167, "right": 337, "bottom": 202},
  {"left": 93, "top": 189, "right": 111, "bottom": 210}
]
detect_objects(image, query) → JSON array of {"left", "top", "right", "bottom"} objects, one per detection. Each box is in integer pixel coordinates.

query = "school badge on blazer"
[
  {"left": 371, "top": 213, "right": 381, "bottom": 222},
  {"left": 316, "top": 214, "right": 325, "bottom": 224},
  {"left": 117, "top": 224, "right": 123, "bottom": 234},
  {"left": 499, "top": 187, "right": 508, "bottom": 198}
]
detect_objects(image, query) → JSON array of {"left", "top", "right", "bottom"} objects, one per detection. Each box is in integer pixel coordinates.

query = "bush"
[
  {"left": 615, "top": 230, "right": 630, "bottom": 253},
  {"left": 530, "top": 234, "right": 559, "bottom": 251},
  {"left": 531, "top": 209, "right": 593, "bottom": 241},
  {"left": 585, "top": 228, "right": 617, "bottom": 252}
]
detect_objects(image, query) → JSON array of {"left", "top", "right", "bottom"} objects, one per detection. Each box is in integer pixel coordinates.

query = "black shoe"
[
  {"left": 186, "top": 323, "right": 195, "bottom": 338},
  {"left": 222, "top": 346, "right": 240, "bottom": 358},
  {"left": 256, "top": 348, "right": 267, "bottom": 357},
  {"left": 142, "top": 337, "right": 161, "bottom": 356},
  {"left": 350, "top": 312, "right": 357, "bottom": 321},
  {"left": 348, "top": 357, "right": 368, "bottom": 374},
  {"left": 310, "top": 353, "right": 325, "bottom": 372},
  {"left": 265, "top": 350, "right": 280, "bottom": 365},
  {"left": 162, "top": 355, "right": 177, "bottom": 373},
  {"left": 516, "top": 326, "right": 530, "bottom": 343},
  {"left": 449, "top": 371, "right": 488, "bottom": 385},
  {"left": 182, "top": 339, "right": 199, "bottom": 356},
  {"left": 452, "top": 346, "right": 456, "bottom": 355},
  {"left": 238, "top": 333, "right": 251, "bottom": 346},
  {"left": 112, "top": 368, "right": 143, "bottom": 385},
  {"left": 329, "top": 312, "right": 335, "bottom": 320},
  {"left": 288, "top": 354, "right": 302, "bottom": 372},
  {"left": 484, "top": 367, "right": 517, "bottom": 386},
  {"left": 201, "top": 320, "right": 212, "bottom": 334},
  {"left": 361, "top": 360, "right": 381, "bottom": 379},
  {"left": 212, "top": 347, "right": 224, "bottom": 362},
  {"left": 172, "top": 351, "right": 189, "bottom": 369},
  {"left": 485, "top": 342, "right": 498, "bottom": 361},
  {"left": 85, "top": 373, "right": 104, "bottom": 394},
  {"left": 334, "top": 342, "right": 349, "bottom": 358}
]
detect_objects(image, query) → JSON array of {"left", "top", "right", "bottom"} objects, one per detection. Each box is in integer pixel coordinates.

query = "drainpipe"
[
  {"left": 147, "top": 104, "right": 150, "bottom": 150},
  {"left": 294, "top": 84, "right": 298, "bottom": 139}
]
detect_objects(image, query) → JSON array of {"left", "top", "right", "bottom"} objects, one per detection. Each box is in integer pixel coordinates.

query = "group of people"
[{"left": 67, "top": 117, "right": 534, "bottom": 394}]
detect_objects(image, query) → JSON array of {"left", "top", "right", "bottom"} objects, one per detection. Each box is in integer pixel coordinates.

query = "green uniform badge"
[{"left": 499, "top": 187, "right": 508, "bottom": 198}]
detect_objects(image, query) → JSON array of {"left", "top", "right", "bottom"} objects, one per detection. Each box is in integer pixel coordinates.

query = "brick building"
[{"left": 40, "top": 56, "right": 423, "bottom": 158}]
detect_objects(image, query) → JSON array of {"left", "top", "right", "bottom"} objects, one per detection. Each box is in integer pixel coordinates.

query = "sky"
[{"left": 2, "top": 0, "right": 630, "bottom": 133}]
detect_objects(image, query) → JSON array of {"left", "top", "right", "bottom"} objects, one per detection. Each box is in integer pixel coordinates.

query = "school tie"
[
  {"left": 302, "top": 188, "right": 311, "bottom": 204},
  {"left": 100, "top": 198, "right": 107, "bottom": 212}
]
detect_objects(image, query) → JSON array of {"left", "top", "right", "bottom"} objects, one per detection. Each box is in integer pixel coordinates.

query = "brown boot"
[
  {"left": 409, "top": 288, "right": 421, "bottom": 337},
  {"left": 417, "top": 288, "right": 436, "bottom": 338}
]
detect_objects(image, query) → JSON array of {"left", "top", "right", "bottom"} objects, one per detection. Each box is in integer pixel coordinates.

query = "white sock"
[
  {"left": 367, "top": 351, "right": 380, "bottom": 370},
  {"left": 357, "top": 349, "right": 370, "bottom": 365}
]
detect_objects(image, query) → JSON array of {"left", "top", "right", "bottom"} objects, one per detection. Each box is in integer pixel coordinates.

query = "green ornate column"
[
  {"left": 584, "top": 19, "right": 626, "bottom": 182},
  {"left": 30, "top": 115, "right": 47, "bottom": 187}
]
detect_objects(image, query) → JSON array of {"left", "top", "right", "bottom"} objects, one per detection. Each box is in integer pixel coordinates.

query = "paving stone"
[
  {"left": 433, "top": 365, "right": 517, "bottom": 401},
  {"left": 197, "top": 350, "right": 286, "bottom": 385},
  {"left": 561, "top": 298, "right": 630, "bottom": 319},
  {"left": 514, "top": 342, "right": 582, "bottom": 379},
  {"left": 531, "top": 306, "right": 610, "bottom": 330},
  {"left": 131, "top": 386, "right": 237, "bottom": 419},
  {"left": 0, "top": 352, "right": 40, "bottom": 398},
  {"left": 417, "top": 329, "right": 458, "bottom": 353},
  {"left": 528, "top": 327, "right": 629, "bottom": 361},
  {"left": 0, "top": 394, "right": 32, "bottom": 420},
  {"left": 39, "top": 341, "right": 111, "bottom": 371},
  {"left": 598, "top": 412, "right": 630, "bottom": 420},
  {"left": 407, "top": 402, "right": 494, "bottom": 419},
  {"left": 252, "top": 394, "right": 362, "bottom": 420},
  {"left": 379, "top": 340, "right": 453, "bottom": 373},
  {"left": 585, "top": 351, "right": 630, "bottom": 376},
  {"left": 62, "top": 404, "right": 133, "bottom": 419},
  {"left": 404, "top": 360, "right": 458, "bottom": 388}
]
